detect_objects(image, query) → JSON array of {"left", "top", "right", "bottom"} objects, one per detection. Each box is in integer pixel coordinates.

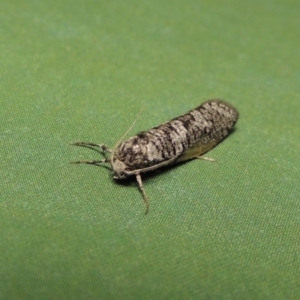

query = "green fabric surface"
[{"left": 1, "top": 0, "right": 300, "bottom": 299}]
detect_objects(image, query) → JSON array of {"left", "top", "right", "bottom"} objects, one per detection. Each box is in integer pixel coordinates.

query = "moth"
[{"left": 71, "top": 99, "right": 239, "bottom": 214}]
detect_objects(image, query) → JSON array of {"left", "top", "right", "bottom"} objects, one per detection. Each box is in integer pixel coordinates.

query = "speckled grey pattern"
[{"left": 114, "top": 100, "right": 239, "bottom": 173}]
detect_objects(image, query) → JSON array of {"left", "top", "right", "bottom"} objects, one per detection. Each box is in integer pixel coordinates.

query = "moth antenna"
[
  {"left": 70, "top": 159, "right": 110, "bottom": 165},
  {"left": 135, "top": 173, "right": 149, "bottom": 214},
  {"left": 70, "top": 142, "right": 112, "bottom": 153},
  {"left": 113, "top": 108, "right": 143, "bottom": 149}
]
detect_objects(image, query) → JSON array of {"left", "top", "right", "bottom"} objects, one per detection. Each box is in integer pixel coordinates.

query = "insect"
[{"left": 71, "top": 99, "right": 239, "bottom": 214}]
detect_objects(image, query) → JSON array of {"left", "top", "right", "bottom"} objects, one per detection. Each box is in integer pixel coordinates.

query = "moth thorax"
[{"left": 112, "top": 157, "right": 130, "bottom": 179}]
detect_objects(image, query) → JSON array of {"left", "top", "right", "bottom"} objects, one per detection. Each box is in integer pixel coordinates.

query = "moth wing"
[{"left": 175, "top": 140, "right": 217, "bottom": 163}]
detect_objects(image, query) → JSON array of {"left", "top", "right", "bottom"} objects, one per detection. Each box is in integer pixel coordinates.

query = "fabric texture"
[{"left": 1, "top": 0, "right": 300, "bottom": 299}]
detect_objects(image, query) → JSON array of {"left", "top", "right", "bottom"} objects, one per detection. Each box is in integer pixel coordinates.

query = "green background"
[{"left": 1, "top": 0, "right": 300, "bottom": 299}]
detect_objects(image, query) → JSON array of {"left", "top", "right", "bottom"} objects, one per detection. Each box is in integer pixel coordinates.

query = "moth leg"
[
  {"left": 197, "top": 156, "right": 215, "bottom": 162},
  {"left": 70, "top": 158, "right": 110, "bottom": 165},
  {"left": 135, "top": 173, "right": 149, "bottom": 215},
  {"left": 71, "top": 142, "right": 112, "bottom": 153}
]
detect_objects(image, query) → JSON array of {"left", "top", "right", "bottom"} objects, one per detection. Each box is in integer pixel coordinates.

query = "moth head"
[{"left": 112, "top": 158, "right": 130, "bottom": 179}]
